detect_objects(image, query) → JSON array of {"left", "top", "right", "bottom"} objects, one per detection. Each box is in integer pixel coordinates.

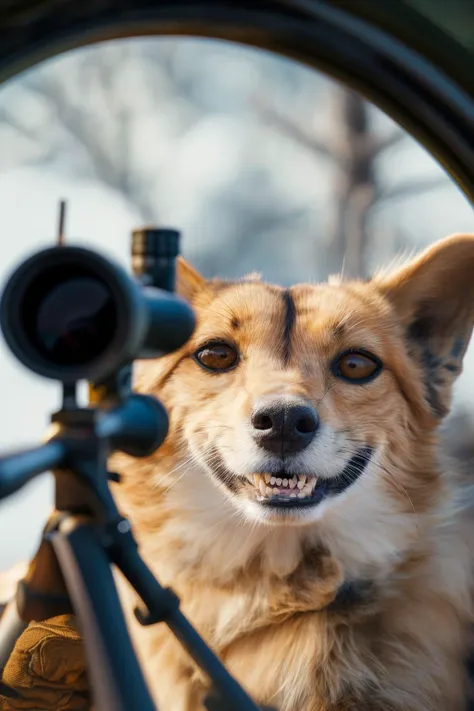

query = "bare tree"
[
  {"left": 0, "top": 45, "right": 449, "bottom": 282},
  {"left": 257, "top": 86, "right": 447, "bottom": 278},
  {"left": 0, "top": 42, "right": 205, "bottom": 222},
  {"left": 0, "top": 41, "right": 307, "bottom": 281}
]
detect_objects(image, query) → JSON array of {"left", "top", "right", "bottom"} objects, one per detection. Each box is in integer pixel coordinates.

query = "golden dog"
[
  {"left": 3, "top": 234, "right": 474, "bottom": 711},
  {"left": 110, "top": 233, "right": 474, "bottom": 711}
]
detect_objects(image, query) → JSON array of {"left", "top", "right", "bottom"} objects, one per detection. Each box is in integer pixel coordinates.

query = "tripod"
[
  {"left": 0, "top": 377, "right": 269, "bottom": 711},
  {"left": 0, "top": 223, "right": 274, "bottom": 711}
]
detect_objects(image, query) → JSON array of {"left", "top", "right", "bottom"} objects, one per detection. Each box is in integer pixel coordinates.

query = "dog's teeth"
[{"left": 253, "top": 472, "right": 317, "bottom": 500}]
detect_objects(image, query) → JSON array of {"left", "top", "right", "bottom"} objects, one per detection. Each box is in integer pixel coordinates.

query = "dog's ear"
[
  {"left": 376, "top": 234, "right": 474, "bottom": 418},
  {"left": 176, "top": 257, "right": 209, "bottom": 302}
]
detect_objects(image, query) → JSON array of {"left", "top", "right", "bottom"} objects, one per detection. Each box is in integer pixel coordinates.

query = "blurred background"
[{"left": 0, "top": 37, "right": 473, "bottom": 571}]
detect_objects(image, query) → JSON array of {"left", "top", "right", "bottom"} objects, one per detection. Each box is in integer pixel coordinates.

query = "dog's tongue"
[{"left": 272, "top": 487, "right": 294, "bottom": 495}]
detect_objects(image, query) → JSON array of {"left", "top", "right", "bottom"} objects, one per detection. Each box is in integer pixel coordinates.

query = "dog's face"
[{"left": 139, "top": 235, "right": 474, "bottom": 536}]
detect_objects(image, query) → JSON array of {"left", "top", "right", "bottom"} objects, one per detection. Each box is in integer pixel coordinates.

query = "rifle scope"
[{"left": 0, "top": 244, "right": 195, "bottom": 385}]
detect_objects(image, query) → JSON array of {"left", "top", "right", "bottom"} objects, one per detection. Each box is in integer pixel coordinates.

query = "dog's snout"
[{"left": 251, "top": 402, "right": 319, "bottom": 455}]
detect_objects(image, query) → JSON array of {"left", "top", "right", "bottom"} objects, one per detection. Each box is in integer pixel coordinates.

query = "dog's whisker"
[
  {"left": 153, "top": 456, "right": 196, "bottom": 490},
  {"left": 161, "top": 472, "right": 187, "bottom": 497}
]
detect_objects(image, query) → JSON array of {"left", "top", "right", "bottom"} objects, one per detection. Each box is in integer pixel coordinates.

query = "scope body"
[{"left": 0, "top": 244, "right": 195, "bottom": 385}]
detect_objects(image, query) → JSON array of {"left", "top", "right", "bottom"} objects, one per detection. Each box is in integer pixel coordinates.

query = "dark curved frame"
[
  {"left": 0, "top": 1, "right": 472, "bottom": 710},
  {"left": 0, "top": 1, "right": 472, "bottom": 202}
]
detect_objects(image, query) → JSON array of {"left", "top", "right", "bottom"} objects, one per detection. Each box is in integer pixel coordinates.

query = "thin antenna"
[{"left": 57, "top": 199, "right": 67, "bottom": 245}]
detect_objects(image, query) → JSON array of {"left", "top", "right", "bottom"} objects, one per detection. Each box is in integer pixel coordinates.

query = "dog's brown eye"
[
  {"left": 194, "top": 343, "right": 238, "bottom": 372},
  {"left": 333, "top": 350, "right": 382, "bottom": 383}
]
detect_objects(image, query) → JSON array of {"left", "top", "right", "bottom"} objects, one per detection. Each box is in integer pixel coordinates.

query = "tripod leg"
[
  {"left": 51, "top": 514, "right": 157, "bottom": 711},
  {"left": 0, "top": 522, "right": 72, "bottom": 667},
  {"left": 0, "top": 533, "right": 91, "bottom": 710}
]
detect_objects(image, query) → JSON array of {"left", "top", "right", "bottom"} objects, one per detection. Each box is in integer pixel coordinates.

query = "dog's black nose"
[{"left": 251, "top": 402, "right": 319, "bottom": 455}]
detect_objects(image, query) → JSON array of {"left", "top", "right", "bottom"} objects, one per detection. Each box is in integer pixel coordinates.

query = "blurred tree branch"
[
  {"left": 0, "top": 106, "right": 40, "bottom": 142},
  {"left": 256, "top": 87, "right": 448, "bottom": 278},
  {"left": 0, "top": 44, "right": 201, "bottom": 223},
  {"left": 0, "top": 42, "right": 311, "bottom": 281},
  {"left": 370, "top": 129, "right": 406, "bottom": 157},
  {"left": 254, "top": 98, "right": 337, "bottom": 163},
  {"left": 0, "top": 46, "right": 450, "bottom": 282},
  {"left": 375, "top": 176, "right": 447, "bottom": 205}
]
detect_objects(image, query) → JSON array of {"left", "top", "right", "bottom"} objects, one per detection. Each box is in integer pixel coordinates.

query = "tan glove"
[{"left": 0, "top": 614, "right": 91, "bottom": 711}]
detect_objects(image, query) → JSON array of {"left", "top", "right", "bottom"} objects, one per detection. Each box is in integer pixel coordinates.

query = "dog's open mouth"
[{"left": 248, "top": 447, "right": 373, "bottom": 508}]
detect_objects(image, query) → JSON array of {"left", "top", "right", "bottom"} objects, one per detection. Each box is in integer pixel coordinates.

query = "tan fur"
[
  {"left": 107, "top": 234, "right": 474, "bottom": 711},
  {"left": 4, "top": 235, "right": 474, "bottom": 710}
]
